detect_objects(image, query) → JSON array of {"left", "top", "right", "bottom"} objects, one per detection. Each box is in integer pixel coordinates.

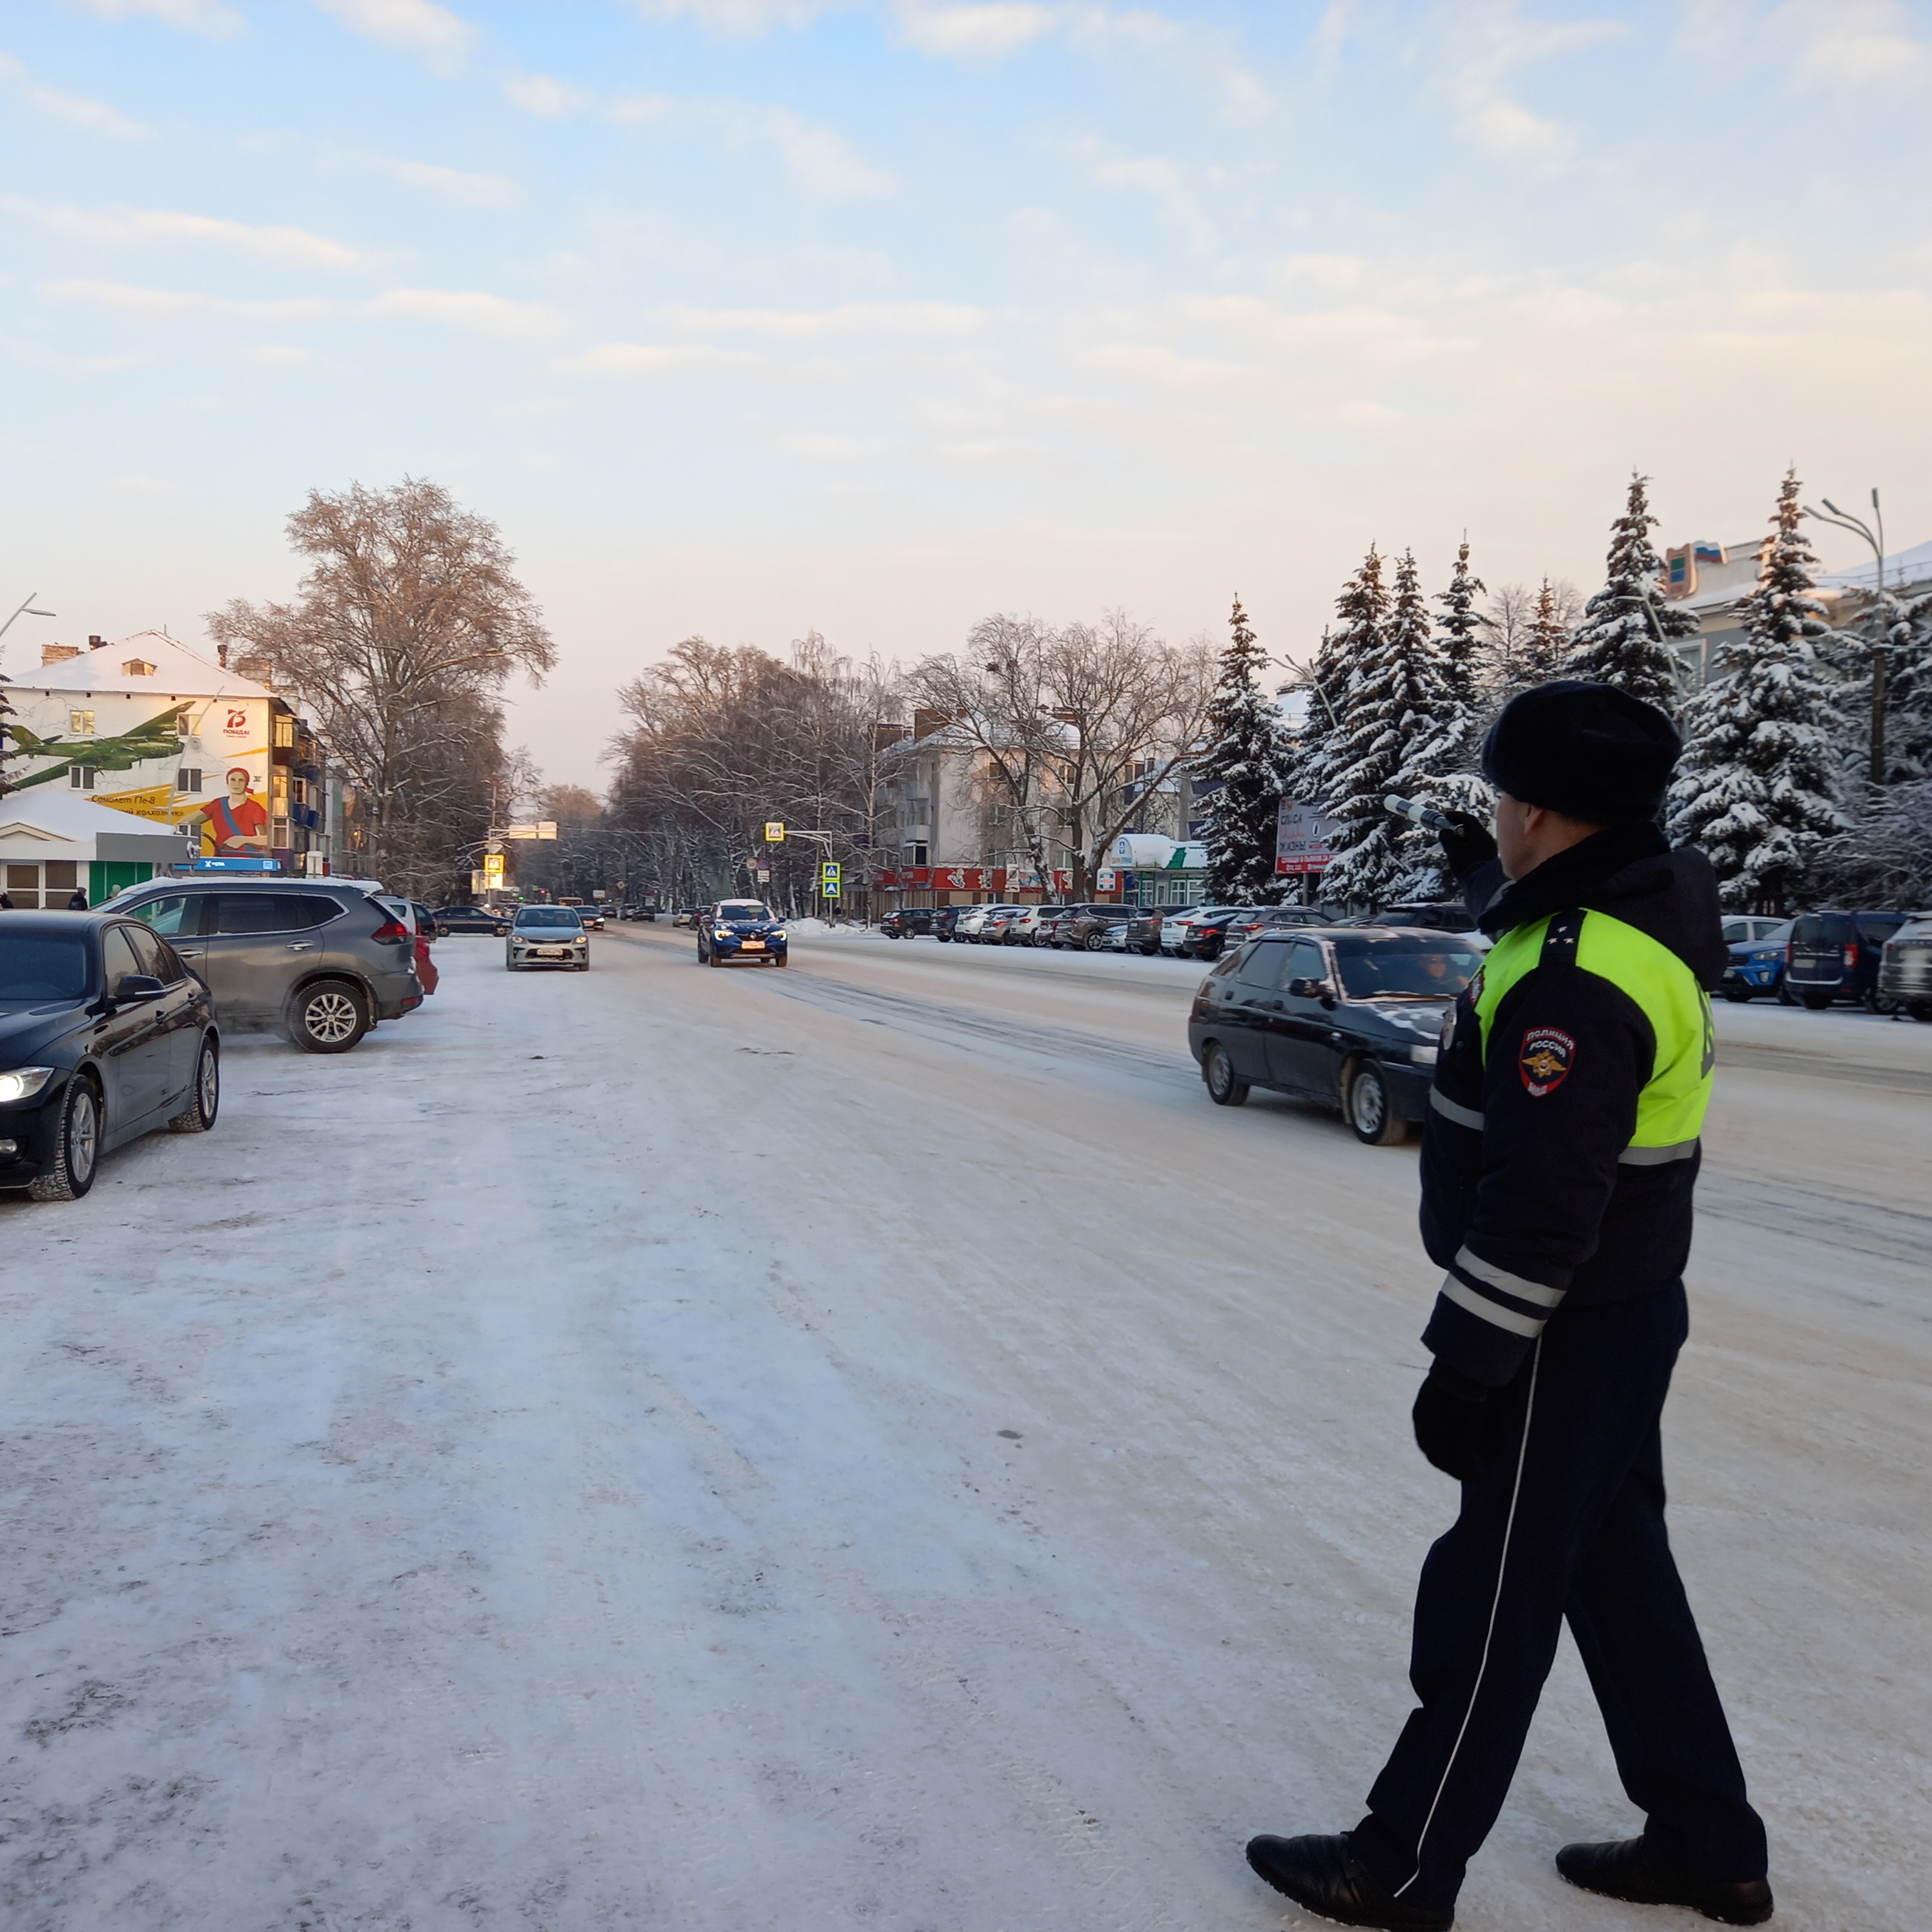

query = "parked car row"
[
  {"left": 1, "top": 874, "right": 446, "bottom": 1202},
  {"left": 1716, "top": 908, "right": 1926, "bottom": 1013},
  {"left": 878, "top": 898, "right": 1466, "bottom": 962}
]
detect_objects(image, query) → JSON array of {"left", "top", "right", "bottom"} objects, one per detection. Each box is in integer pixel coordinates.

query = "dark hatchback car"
[
  {"left": 1224, "top": 903, "right": 1342, "bottom": 947},
  {"left": 1187, "top": 926, "right": 1484, "bottom": 1144},
  {"left": 880, "top": 906, "right": 937, "bottom": 939},
  {"left": 1, "top": 913, "right": 220, "bottom": 1201},
  {"left": 932, "top": 906, "right": 964, "bottom": 940},
  {"left": 1784, "top": 909, "right": 1907, "bottom": 1009},
  {"left": 435, "top": 905, "right": 509, "bottom": 936},
  {"left": 1124, "top": 905, "right": 1193, "bottom": 955}
]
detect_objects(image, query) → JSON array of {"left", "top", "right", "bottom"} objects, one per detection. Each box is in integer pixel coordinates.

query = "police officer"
[{"left": 1246, "top": 683, "right": 1773, "bottom": 1929}]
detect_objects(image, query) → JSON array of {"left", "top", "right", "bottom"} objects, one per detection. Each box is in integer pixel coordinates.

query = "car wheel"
[
  {"left": 1800, "top": 991, "right": 1831, "bottom": 1011},
  {"left": 1776, "top": 980, "right": 1798, "bottom": 1005},
  {"left": 1348, "top": 1061, "right": 1408, "bottom": 1144},
  {"left": 291, "top": 979, "right": 369, "bottom": 1054},
  {"left": 707, "top": 949, "right": 722, "bottom": 967},
  {"left": 1085, "top": 931, "right": 1107, "bottom": 951},
  {"left": 167, "top": 1036, "right": 220, "bottom": 1133},
  {"left": 1864, "top": 988, "right": 1900, "bottom": 1015},
  {"left": 1139, "top": 942, "right": 1158, "bottom": 956},
  {"left": 28, "top": 1077, "right": 101, "bottom": 1201},
  {"left": 577, "top": 961, "right": 590, "bottom": 972},
  {"left": 1203, "top": 1042, "right": 1249, "bottom": 1107},
  {"left": 772, "top": 952, "right": 788, "bottom": 967}
]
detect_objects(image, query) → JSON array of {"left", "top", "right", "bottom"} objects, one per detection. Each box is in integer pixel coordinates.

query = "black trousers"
[{"left": 1351, "top": 1283, "right": 1767, "bottom": 1912}]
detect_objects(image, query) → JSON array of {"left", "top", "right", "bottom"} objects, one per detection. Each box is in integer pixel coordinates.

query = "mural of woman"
[{"left": 198, "top": 766, "right": 271, "bottom": 856}]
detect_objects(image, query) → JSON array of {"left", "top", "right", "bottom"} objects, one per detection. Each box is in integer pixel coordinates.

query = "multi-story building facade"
[
  {"left": 1662, "top": 534, "right": 1932, "bottom": 684},
  {"left": 3, "top": 631, "right": 343, "bottom": 871}
]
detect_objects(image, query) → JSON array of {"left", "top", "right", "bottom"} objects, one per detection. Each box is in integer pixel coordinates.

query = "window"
[
  {"left": 1235, "top": 940, "right": 1293, "bottom": 990},
  {"left": 178, "top": 768, "right": 203, "bottom": 794},
  {"left": 5, "top": 863, "right": 41, "bottom": 909},
  {"left": 211, "top": 893, "right": 307, "bottom": 935},
  {"left": 68, "top": 709, "right": 96, "bottom": 735},
  {"left": 272, "top": 712, "right": 295, "bottom": 748},
  {"left": 69, "top": 765, "right": 96, "bottom": 791},
  {"left": 1283, "top": 941, "right": 1328, "bottom": 992},
  {"left": 102, "top": 925, "right": 144, "bottom": 990},
  {"left": 1791, "top": 914, "right": 1849, "bottom": 947},
  {"left": 1334, "top": 937, "right": 1483, "bottom": 1000},
  {"left": 122, "top": 659, "right": 156, "bottom": 676},
  {"left": 125, "top": 925, "right": 182, "bottom": 983},
  {"left": 285, "top": 894, "right": 345, "bottom": 929},
  {"left": 0, "top": 934, "right": 89, "bottom": 1001},
  {"left": 45, "top": 862, "right": 78, "bottom": 892},
  {"left": 127, "top": 894, "right": 198, "bottom": 937}
]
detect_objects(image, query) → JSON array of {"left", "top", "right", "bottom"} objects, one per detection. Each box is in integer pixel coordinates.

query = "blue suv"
[{"left": 697, "top": 900, "right": 788, "bottom": 967}]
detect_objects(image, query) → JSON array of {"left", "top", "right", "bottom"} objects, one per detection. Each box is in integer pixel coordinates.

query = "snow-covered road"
[{"left": 3, "top": 924, "right": 1926, "bottom": 1930}]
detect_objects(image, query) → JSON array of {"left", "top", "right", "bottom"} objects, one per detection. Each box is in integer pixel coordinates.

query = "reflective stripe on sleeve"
[
  {"left": 1618, "top": 1139, "right": 1700, "bottom": 1166},
  {"left": 1440, "top": 1275, "right": 1548, "bottom": 1337},
  {"left": 1429, "top": 1087, "right": 1485, "bottom": 1130},
  {"left": 1454, "top": 1245, "right": 1565, "bottom": 1308}
]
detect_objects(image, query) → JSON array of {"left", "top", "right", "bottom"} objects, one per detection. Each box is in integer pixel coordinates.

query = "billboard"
[{"left": 1275, "top": 800, "right": 1340, "bottom": 874}]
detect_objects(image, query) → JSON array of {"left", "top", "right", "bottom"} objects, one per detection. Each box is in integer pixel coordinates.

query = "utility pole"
[{"left": 1804, "top": 490, "right": 1888, "bottom": 785}]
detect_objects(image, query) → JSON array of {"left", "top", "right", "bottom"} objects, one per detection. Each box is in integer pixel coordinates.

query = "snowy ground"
[{"left": 1, "top": 924, "right": 1926, "bottom": 1931}]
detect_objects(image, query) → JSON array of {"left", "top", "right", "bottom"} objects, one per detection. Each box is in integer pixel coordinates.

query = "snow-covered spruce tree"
[
  {"left": 1200, "top": 597, "right": 1290, "bottom": 903},
  {"left": 1669, "top": 470, "right": 1847, "bottom": 911},
  {"left": 1561, "top": 471, "right": 1699, "bottom": 711},
  {"left": 1435, "top": 537, "right": 1485, "bottom": 730},
  {"left": 1517, "top": 579, "right": 1573, "bottom": 689},
  {"left": 1323, "top": 548, "right": 1450, "bottom": 906},
  {"left": 1878, "top": 590, "right": 1932, "bottom": 782}
]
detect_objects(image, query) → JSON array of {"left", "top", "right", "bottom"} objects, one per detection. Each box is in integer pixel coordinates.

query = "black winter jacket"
[{"left": 1417, "top": 825, "right": 1729, "bottom": 1386}]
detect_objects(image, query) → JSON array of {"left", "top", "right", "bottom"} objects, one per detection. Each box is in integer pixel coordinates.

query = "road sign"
[
  {"left": 765, "top": 821, "right": 786, "bottom": 843},
  {"left": 820, "top": 861, "right": 841, "bottom": 885},
  {"left": 821, "top": 879, "right": 841, "bottom": 898}
]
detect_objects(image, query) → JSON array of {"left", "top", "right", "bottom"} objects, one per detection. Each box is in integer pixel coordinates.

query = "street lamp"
[
  {"left": 0, "top": 593, "right": 56, "bottom": 642},
  {"left": 1802, "top": 490, "right": 1888, "bottom": 786}
]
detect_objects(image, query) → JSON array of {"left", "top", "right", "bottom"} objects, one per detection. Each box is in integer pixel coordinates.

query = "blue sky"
[{"left": 3, "top": 0, "right": 1929, "bottom": 785}]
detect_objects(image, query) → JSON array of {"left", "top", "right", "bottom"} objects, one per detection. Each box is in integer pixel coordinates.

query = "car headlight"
[
  {"left": 715, "top": 929, "right": 733, "bottom": 940},
  {"left": 573, "top": 935, "right": 587, "bottom": 944},
  {"left": 0, "top": 1067, "right": 57, "bottom": 1104},
  {"left": 772, "top": 931, "right": 786, "bottom": 942}
]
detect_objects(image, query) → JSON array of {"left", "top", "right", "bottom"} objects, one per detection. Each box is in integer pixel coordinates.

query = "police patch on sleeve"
[{"left": 1519, "top": 1025, "right": 1577, "bottom": 1096}]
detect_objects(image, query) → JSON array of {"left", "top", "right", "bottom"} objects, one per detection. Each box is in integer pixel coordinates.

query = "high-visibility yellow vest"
[{"left": 1473, "top": 909, "right": 1714, "bottom": 1162}]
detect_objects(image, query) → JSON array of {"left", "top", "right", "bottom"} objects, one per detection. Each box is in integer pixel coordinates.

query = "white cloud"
[
  {"left": 558, "top": 342, "right": 752, "bottom": 375},
  {"left": 364, "top": 287, "right": 564, "bottom": 340},
  {"left": 503, "top": 72, "right": 595, "bottom": 116},
  {"left": 327, "top": 149, "right": 520, "bottom": 209},
  {"left": 628, "top": 0, "right": 840, "bottom": 33},
  {"left": 1434, "top": 1, "right": 1625, "bottom": 165},
  {"left": 239, "top": 344, "right": 334, "bottom": 366},
  {"left": 6, "top": 198, "right": 375, "bottom": 271},
  {"left": 63, "top": 0, "right": 245, "bottom": 33},
  {"left": 608, "top": 95, "right": 896, "bottom": 198},
  {"left": 0, "top": 56, "right": 153, "bottom": 139},
  {"left": 655, "top": 300, "right": 984, "bottom": 337},
  {"left": 1063, "top": 139, "right": 1217, "bottom": 253},
  {"left": 1774, "top": 0, "right": 1930, "bottom": 89},
  {"left": 310, "top": 0, "right": 475, "bottom": 68},
  {"left": 42, "top": 278, "right": 563, "bottom": 340},
  {"left": 894, "top": 3, "right": 1053, "bottom": 57}
]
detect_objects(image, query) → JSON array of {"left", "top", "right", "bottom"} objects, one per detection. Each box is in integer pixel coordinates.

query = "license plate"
[{"left": 741, "top": 940, "right": 765, "bottom": 951}]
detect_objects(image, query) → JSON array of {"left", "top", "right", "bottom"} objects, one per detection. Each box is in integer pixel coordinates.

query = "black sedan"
[
  {"left": 434, "top": 905, "right": 509, "bottom": 936},
  {"left": 1, "top": 912, "right": 220, "bottom": 1200},
  {"left": 1187, "top": 925, "right": 1483, "bottom": 1144}
]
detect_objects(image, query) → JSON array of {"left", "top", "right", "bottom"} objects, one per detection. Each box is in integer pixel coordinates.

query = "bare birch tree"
[{"left": 206, "top": 477, "right": 555, "bottom": 897}]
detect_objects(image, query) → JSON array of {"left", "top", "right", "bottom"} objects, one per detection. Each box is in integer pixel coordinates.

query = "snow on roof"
[
  {"left": 4, "top": 630, "right": 273, "bottom": 700},
  {"left": 0, "top": 787, "right": 192, "bottom": 845},
  {"left": 1817, "top": 538, "right": 1932, "bottom": 595}
]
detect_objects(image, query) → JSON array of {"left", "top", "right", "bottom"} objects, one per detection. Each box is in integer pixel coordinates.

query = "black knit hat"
[{"left": 1481, "top": 680, "right": 1681, "bottom": 825}]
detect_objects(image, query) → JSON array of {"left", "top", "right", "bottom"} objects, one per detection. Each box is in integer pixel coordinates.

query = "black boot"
[
  {"left": 1244, "top": 1833, "right": 1453, "bottom": 1929},
  {"left": 1556, "top": 1838, "right": 1773, "bottom": 1924}
]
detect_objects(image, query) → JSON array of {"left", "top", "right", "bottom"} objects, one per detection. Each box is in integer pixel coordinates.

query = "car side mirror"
[
  {"left": 1286, "top": 976, "right": 1322, "bottom": 1000},
  {"left": 114, "top": 974, "right": 167, "bottom": 1002}
]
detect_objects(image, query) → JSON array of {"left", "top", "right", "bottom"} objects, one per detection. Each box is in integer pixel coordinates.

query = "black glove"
[
  {"left": 1412, "top": 1362, "right": 1491, "bottom": 1481},
  {"left": 1437, "top": 809, "right": 1497, "bottom": 880}
]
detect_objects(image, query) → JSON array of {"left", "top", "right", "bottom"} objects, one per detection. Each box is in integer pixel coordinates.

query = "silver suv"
[{"left": 101, "top": 878, "right": 424, "bottom": 1053}]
